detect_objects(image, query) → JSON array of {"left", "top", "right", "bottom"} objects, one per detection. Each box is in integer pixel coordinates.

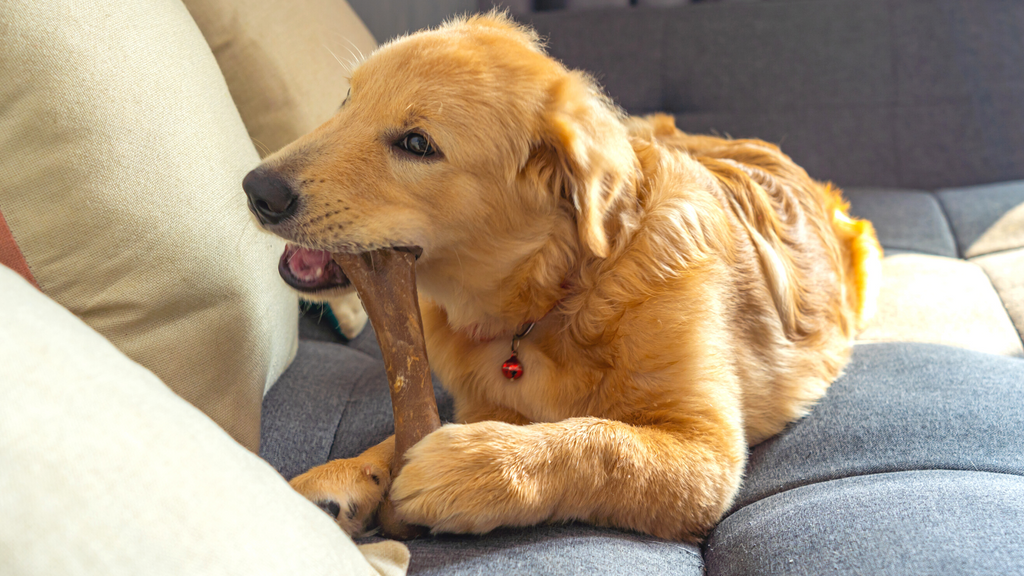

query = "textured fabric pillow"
[
  {"left": 0, "top": 264, "right": 408, "bottom": 576},
  {"left": 181, "top": 0, "right": 377, "bottom": 156},
  {"left": 0, "top": 0, "right": 298, "bottom": 451},
  {"left": 181, "top": 0, "right": 376, "bottom": 339}
]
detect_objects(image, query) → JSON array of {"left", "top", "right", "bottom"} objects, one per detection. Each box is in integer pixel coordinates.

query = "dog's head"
[{"left": 243, "top": 12, "right": 639, "bottom": 330}]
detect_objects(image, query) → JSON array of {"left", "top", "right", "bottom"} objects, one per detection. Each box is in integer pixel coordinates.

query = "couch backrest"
[{"left": 527, "top": 0, "right": 1024, "bottom": 190}]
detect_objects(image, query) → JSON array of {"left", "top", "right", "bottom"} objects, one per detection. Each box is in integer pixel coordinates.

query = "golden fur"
[{"left": 258, "top": 13, "right": 882, "bottom": 542}]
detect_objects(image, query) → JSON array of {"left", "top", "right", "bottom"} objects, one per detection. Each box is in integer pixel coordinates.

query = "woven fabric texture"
[
  {"left": 0, "top": 0, "right": 298, "bottom": 450},
  {"left": 0, "top": 264, "right": 408, "bottom": 576}
]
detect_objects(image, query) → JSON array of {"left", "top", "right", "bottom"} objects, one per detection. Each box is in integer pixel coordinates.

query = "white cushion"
[{"left": 0, "top": 264, "right": 408, "bottom": 576}]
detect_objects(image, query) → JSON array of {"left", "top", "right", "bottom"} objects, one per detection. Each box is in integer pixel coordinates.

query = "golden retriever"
[{"left": 242, "top": 12, "right": 882, "bottom": 542}]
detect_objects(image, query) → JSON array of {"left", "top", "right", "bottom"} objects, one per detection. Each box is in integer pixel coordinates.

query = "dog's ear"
[{"left": 535, "top": 72, "right": 639, "bottom": 258}]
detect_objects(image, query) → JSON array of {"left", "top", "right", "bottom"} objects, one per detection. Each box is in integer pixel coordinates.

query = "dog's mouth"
[
  {"left": 279, "top": 245, "right": 351, "bottom": 293},
  {"left": 278, "top": 244, "right": 423, "bottom": 294}
]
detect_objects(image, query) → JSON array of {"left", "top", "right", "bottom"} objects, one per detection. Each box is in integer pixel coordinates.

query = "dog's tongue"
[
  {"left": 332, "top": 249, "right": 439, "bottom": 540},
  {"left": 287, "top": 247, "right": 332, "bottom": 281},
  {"left": 278, "top": 244, "right": 350, "bottom": 291}
]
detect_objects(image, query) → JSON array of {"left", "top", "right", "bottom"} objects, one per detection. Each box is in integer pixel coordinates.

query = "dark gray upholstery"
[
  {"left": 843, "top": 188, "right": 958, "bottom": 257},
  {"left": 526, "top": 0, "right": 1024, "bottom": 189},
  {"left": 729, "top": 343, "right": 1024, "bottom": 512},
  {"left": 707, "top": 471, "right": 1024, "bottom": 576},
  {"left": 706, "top": 343, "right": 1024, "bottom": 576},
  {"left": 262, "top": 330, "right": 455, "bottom": 481},
  {"left": 403, "top": 524, "right": 703, "bottom": 576},
  {"left": 262, "top": 334, "right": 1024, "bottom": 575}
]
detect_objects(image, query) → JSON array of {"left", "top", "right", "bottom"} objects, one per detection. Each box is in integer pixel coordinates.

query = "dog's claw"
[{"left": 317, "top": 499, "right": 342, "bottom": 519}]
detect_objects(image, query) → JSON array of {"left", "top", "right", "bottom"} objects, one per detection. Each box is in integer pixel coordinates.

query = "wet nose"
[{"left": 242, "top": 168, "right": 298, "bottom": 225}]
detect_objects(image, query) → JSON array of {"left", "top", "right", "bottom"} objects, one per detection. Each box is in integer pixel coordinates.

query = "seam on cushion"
[
  {"left": 325, "top": 346, "right": 387, "bottom": 460},
  {"left": 931, "top": 190, "right": 963, "bottom": 258},
  {"left": 722, "top": 464, "right": 1024, "bottom": 524},
  {"left": 325, "top": 386, "right": 356, "bottom": 461},
  {"left": 0, "top": 208, "right": 40, "bottom": 289},
  {"left": 636, "top": 537, "right": 704, "bottom": 563}
]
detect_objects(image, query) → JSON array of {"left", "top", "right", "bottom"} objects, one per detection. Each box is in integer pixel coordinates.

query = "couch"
[{"left": 1, "top": 0, "right": 1021, "bottom": 575}]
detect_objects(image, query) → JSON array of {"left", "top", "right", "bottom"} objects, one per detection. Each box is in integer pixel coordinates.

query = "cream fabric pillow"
[
  {"left": 0, "top": 264, "right": 408, "bottom": 576},
  {"left": 181, "top": 0, "right": 377, "bottom": 156},
  {"left": 0, "top": 0, "right": 298, "bottom": 450}
]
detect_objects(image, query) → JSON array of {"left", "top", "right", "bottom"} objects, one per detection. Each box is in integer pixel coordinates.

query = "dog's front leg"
[{"left": 389, "top": 416, "right": 745, "bottom": 542}]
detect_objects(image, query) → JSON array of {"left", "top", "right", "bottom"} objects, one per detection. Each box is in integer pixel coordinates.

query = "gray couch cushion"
[
  {"left": 731, "top": 343, "right": 1024, "bottom": 510},
  {"left": 262, "top": 338, "right": 1024, "bottom": 575},
  {"left": 836, "top": 186, "right": 1022, "bottom": 356},
  {"left": 843, "top": 188, "right": 957, "bottom": 257},
  {"left": 401, "top": 525, "right": 702, "bottom": 576},
  {"left": 705, "top": 342, "right": 1024, "bottom": 575},
  {"left": 261, "top": 335, "right": 454, "bottom": 480},
  {"left": 706, "top": 471, "right": 1024, "bottom": 576}
]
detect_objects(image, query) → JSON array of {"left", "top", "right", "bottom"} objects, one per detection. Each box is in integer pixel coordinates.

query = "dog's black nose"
[{"left": 242, "top": 168, "right": 298, "bottom": 225}]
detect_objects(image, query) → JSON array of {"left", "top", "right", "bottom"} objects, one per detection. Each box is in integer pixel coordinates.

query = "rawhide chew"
[{"left": 332, "top": 248, "right": 440, "bottom": 540}]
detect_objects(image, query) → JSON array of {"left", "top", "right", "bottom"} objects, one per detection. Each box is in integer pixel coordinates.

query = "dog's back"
[{"left": 626, "top": 113, "right": 882, "bottom": 442}]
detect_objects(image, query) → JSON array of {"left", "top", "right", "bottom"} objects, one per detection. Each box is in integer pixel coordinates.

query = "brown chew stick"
[{"left": 332, "top": 249, "right": 440, "bottom": 540}]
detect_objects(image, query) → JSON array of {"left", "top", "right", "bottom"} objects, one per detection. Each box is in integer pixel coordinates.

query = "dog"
[{"left": 241, "top": 12, "right": 882, "bottom": 543}]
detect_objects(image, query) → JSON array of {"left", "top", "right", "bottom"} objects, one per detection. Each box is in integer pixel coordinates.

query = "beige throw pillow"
[
  {"left": 182, "top": 0, "right": 378, "bottom": 156},
  {"left": 0, "top": 0, "right": 298, "bottom": 451}
]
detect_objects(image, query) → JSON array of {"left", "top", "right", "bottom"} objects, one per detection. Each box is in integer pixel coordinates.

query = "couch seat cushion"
[
  {"left": 844, "top": 184, "right": 1024, "bottom": 356},
  {"left": 705, "top": 342, "right": 1024, "bottom": 575},
  {"left": 843, "top": 188, "right": 957, "bottom": 257},
  {"left": 263, "top": 328, "right": 1024, "bottom": 575}
]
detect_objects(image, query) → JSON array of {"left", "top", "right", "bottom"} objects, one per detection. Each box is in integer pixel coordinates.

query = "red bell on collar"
[
  {"left": 500, "top": 322, "right": 535, "bottom": 381},
  {"left": 502, "top": 353, "right": 524, "bottom": 380}
]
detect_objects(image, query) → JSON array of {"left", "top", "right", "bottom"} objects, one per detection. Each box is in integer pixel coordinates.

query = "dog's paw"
[
  {"left": 289, "top": 457, "right": 389, "bottom": 537},
  {"left": 390, "top": 422, "right": 546, "bottom": 534}
]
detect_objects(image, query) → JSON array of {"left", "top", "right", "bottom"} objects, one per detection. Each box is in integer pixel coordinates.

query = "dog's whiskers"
[
  {"left": 343, "top": 37, "right": 366, "bottom": 65},
  {"left": 251, "top": 137, "right": 272, "bottom": 158},
  {"left": 339, "top": 44, "right": 363, "bottom": 73},
  {"left": 323, "top": 44, "right": 350, "bottom": 74}
]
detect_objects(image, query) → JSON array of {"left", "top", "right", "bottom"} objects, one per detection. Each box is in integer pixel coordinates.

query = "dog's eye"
[{"left": 396, "top": 132, "right": 436, "bottom": 157}]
